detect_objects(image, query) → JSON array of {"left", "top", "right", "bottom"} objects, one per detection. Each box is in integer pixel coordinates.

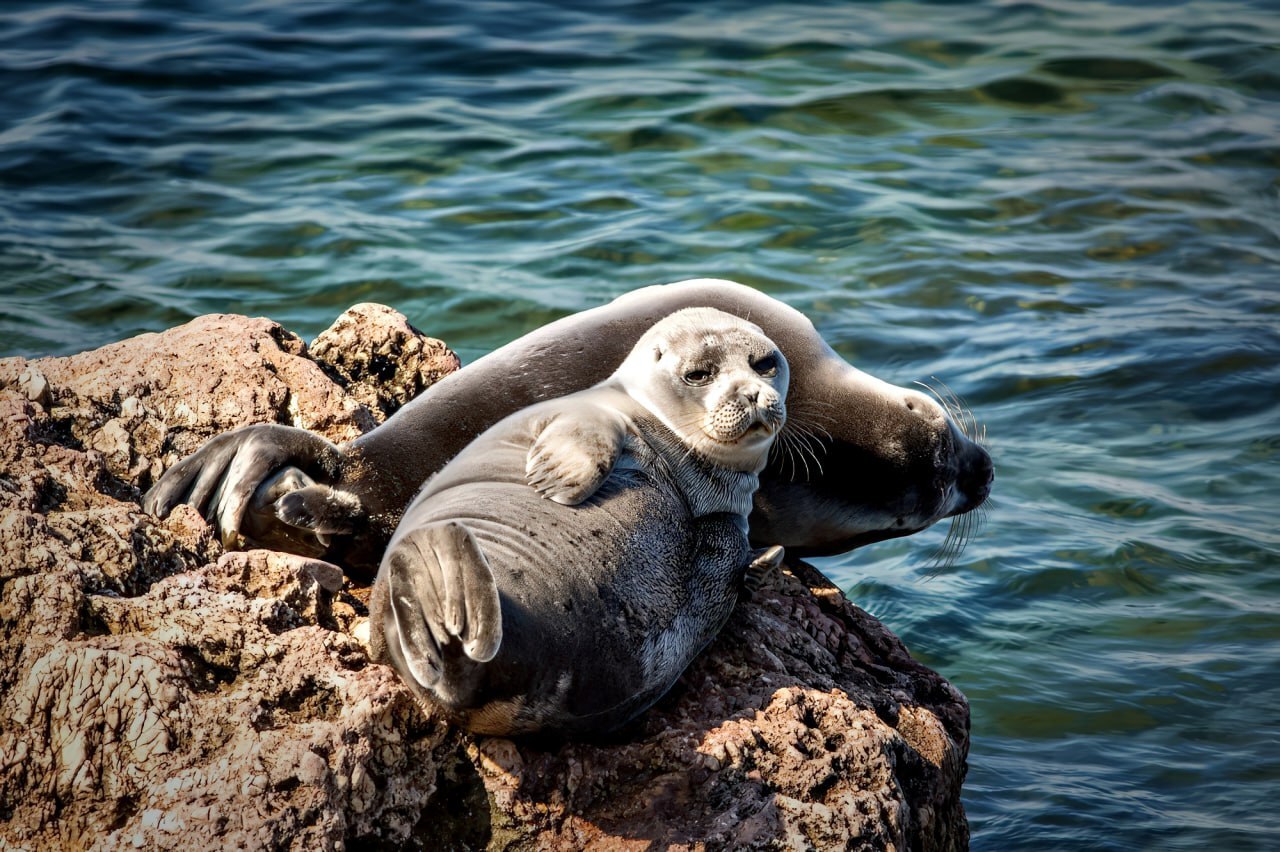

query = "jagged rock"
[
  {"left": 0, "top": 306, "right": 968, "bottom": 850},
  {"left": 309, "top": 302, "right": 461, "bottom": 421},
  {"left": 464, "top": 559, "right": 968, "bottom": 851},
  {"left": 0, "top": 308, "right": 458, "bottom": 495}
]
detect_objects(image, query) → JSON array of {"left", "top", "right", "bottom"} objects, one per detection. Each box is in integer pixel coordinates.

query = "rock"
[
  {"left": 463, "top": 560, "right": 969, "bottom": 851},
  {"left": 0, "top": 306, "right": 968, "bottom": 850},
  {"left": 17, "top": 366, "right": 49, "bottom": 407},
  {"left": 309, "top": 302, "right": 461, "bottom": 422},
  {"left": 0, "top": 307, "right": 460, "bottom": 496}
]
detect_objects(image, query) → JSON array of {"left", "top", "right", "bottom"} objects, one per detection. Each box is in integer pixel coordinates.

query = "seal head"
[{"left": 619, "top": 307, "right": 787, "bottom": 475}]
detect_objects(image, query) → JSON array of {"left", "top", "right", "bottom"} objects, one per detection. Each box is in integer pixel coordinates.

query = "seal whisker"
[
  {"left": 785, "top": 404, "right": 835, "bottom": 443},
  {"left": 931, "top": 375, "right": 982, "bottom": 445},
  {"left": 773, "top": 429, "right": 822, "bottom": 481},
  {"left": 913, "top": 378, "right": 947, "bottom": 415},
  {"left": 975, "top": 496, "right": 994, "bottom": 526},
  {"left": 793, "top": 398, "right": 837, "bottom": 413},
  {"left": 790, "top": 423, "right": 827, "bottom": 479},
  {"left": 768, "top": 432, "right": 797, "bottom": 478},
  {"left": 931, "top": 526, "right": 962, "bottom": 579},
  {"left": 771, "top": 423, "right": 817, "bottom": 480},
  {"left": 920, "top": 508, "right": 976, "bottom": 580},
  {"left": 929, "top": 375, "right": 965, "bottom": 417},
  {"left": 790, "top": 399, "right": 837, "bottom": 422},
  {"left": 803, "top": 418, "right": 835, "bottom": 443},
  {"left": 915, "top": 379, "right": 966, "bottom": 439},
  {"left": 788, "top": 435, "right": 812, "bottom": 481}
]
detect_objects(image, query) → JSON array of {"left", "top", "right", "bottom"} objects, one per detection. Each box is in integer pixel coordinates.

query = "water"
[{"left": 2, "top": 1, "right": 1277, "bottom": 847}]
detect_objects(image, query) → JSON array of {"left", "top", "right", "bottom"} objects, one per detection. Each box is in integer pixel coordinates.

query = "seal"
[
  {"left": 369, "top": 308, "right": 789, "bottom": 734},
  {"left": 145, "top": 278, "right": 993, "bottom": 574}
]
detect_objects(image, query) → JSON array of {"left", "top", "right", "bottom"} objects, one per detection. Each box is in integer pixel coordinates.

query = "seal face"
[
  {"left": 144, "top": 279, "right": 992, "bottom": 574},
  {"left": 622, "top": 314, "right": 787, "bottom": 475},
  {"left": 370, "top": 308, "right": 788, "bottom": 735}
]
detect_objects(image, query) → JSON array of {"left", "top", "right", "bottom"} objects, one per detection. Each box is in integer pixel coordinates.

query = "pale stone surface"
[{"left": 0, "top": 307, "right": 968, "bottom": 850}]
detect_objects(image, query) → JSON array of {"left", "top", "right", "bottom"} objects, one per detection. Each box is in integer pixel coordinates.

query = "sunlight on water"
[{"left": 2, "top": 1, "right": 1278, "bottom": 847}]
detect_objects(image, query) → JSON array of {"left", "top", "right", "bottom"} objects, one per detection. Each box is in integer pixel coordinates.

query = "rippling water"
[{"left": 3, "top": 1, "right": 1278, "bottom": 847}]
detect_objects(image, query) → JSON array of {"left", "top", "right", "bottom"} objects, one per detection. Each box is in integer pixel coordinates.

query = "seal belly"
[{"left": 400, "top": 467, "right": 703, "bottom": 732}]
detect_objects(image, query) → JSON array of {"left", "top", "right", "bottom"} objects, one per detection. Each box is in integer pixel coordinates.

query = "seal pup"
[
  {"left": 145, "top": 279, "right": 992, "bottom": 573},
  {"left": 370, "top": 308, "right": 788, "bottom": 735}
]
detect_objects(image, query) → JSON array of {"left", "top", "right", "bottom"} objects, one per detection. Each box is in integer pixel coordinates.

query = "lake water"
[{"left": 2, "top": 1, "right": 1277, "bottom": 848}]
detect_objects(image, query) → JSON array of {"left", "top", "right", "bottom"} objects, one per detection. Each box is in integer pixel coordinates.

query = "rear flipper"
[{"left": 382, "top": 522, "right": 503, "bottom": 693}]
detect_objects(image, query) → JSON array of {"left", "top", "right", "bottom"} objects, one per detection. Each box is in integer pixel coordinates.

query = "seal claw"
[{"left": 743, "top": 544, "right": 786, "bottom": 594}]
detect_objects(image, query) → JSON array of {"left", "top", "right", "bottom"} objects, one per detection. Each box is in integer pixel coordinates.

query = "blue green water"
[{"left": 2, "top": 1, "right": 1278, "bottom": 847}]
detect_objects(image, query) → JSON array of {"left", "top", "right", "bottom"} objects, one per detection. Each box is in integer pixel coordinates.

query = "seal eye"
[
  {"left": 752, "top": 355, "right": 779, "bottom": 377},
  {"left": 683, "top": 369, "right": 714, "bottom": 386}
]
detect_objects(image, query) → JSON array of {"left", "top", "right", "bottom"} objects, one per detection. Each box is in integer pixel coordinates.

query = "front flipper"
[
  {"left": 240, "top": 466, "right": 351, "bottom": 556},
  {"left": 272, "top": 476, "right": 362, "bottom": 544},
  {"left": 742, "top": 544, "right": 786, "bottom": 596},
  {"left": 384, "top": 521, "right": 503, "bottom": 691},
  {"left": 525, "top": 407, "right": 629, "bottom": 506},
  {"left": 144, "top": 423, "right": 350, "bottom": 550}
]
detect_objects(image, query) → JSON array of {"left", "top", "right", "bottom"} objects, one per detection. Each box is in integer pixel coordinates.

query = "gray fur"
[
  {"left": 369, "top": 309, "right": 789, "bottom": 735},
  {"left": 145, "top": 279, "right": 992, "bottom": 574}
]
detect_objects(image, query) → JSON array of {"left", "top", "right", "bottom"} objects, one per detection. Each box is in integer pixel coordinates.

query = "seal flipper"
[
  {"left": 144, "top": 422, "right": 347, "bottom": 549},
  {"left": 385, "top": 522, "right": 503, "bottom": 691},
  {"left": 525, "top": 407, "right": 628, "bottom": 505},
  {"left": 273, "top": 480, "right": 363, "bottom": 542},
  {"left": 235, "top": 466, "right": 348, "bottom": 555},
  {"left": 743, "top": 544, "right": 785, "bottom": 595}
]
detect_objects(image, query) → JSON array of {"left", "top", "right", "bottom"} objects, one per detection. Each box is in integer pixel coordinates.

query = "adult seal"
[
  {"left": 145, "top": 278, "right": 993, "bottom": 574},
  {"left": 371, "top": 308, "right": 789, "bottom": 734}
]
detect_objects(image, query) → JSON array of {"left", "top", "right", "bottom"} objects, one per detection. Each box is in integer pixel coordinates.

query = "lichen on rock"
[{"left": 0, "top": 305, "right": 969, "bottom": 850}]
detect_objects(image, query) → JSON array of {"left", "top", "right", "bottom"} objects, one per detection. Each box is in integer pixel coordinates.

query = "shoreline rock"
[{"left": 0, "top": 306, "right": 968, "bottom": 850}]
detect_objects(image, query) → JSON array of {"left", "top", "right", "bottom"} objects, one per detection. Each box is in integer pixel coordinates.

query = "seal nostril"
[{"left": 905, "top": 399, "right": 915, "bottom": 412}]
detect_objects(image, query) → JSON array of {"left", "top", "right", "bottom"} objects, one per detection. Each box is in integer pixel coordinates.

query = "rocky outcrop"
[
  {"left": 309, "top": 302, "right": 461, "bottom": 422},
  {"left": 0, "top": 306, "right": 968, "bottom": 850},
  {"left": 468, "top": 557, "right": 970, "bottom": 851}
]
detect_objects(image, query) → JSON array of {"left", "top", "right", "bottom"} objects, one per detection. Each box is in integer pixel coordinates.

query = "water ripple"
[{"left": 3, "top": 1, "right": 1279, "bottom": 848}]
